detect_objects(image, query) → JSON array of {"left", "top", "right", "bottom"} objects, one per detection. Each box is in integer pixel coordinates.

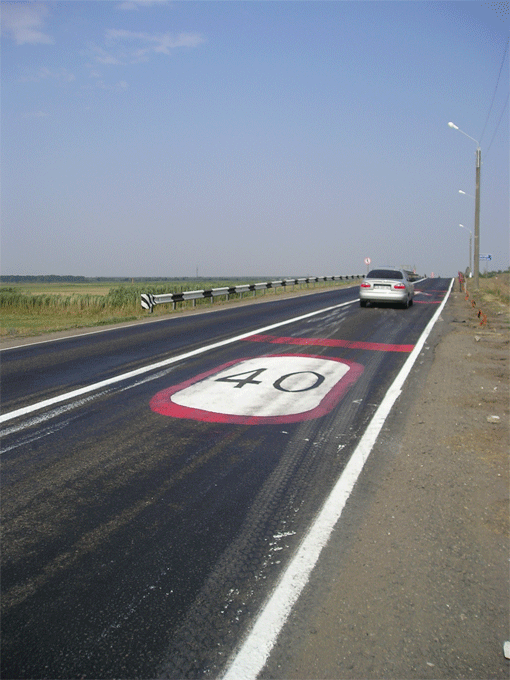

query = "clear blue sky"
[{"left": 2, "top": 1, "right": 508, "bottom": 278}]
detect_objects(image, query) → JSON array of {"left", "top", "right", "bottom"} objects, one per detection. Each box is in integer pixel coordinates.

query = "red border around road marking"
[
  {"left": 244, "top": 334, "right": 414, "bottom": 353},
  {"left": 150, "top": 354, "right": 364, "bottom": 424}
]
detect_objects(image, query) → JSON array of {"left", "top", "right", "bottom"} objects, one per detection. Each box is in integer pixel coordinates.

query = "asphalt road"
[{"left": 1, "top": 279, "right": 451, "bottom": 679}]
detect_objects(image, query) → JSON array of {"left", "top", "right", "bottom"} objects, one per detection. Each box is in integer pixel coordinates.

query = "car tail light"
[
  {"left": 393, "top": 283, "right": 406, "bottom": 289},
  {"left": 360, "top": 283, "right": 371, "bottom": 288}
]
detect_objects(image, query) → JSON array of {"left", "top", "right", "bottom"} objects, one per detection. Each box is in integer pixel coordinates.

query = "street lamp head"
[{"left": 448, "top": 121, "right": 480, "bottom": 146}]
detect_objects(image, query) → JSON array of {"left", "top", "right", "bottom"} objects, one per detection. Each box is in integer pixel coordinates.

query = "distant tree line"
[
  {"left": 0, "top": 275, "right": 261, "bottom": 284},
  {"left": 1, "top": 275, "right": 89, "bottom": 283},
  {"left": 481, "top": 269, "right": 510, "bottom": 278}
]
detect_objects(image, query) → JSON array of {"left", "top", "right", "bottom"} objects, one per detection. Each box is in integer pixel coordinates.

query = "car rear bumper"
[{"left": 359, "top": 288, "right": 410, "bottom": 303}]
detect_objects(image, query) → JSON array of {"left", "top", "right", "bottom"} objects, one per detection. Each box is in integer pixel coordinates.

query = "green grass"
[{"left": 0, "top": 278, "right": 354, "bottom": 339}]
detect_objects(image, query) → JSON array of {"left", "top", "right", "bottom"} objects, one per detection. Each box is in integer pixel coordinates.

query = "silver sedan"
[{"left": 359, "top": 268, "right": 414, "bottom": 308}]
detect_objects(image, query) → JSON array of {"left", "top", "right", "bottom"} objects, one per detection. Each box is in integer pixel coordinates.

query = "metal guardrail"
[{"left": 141, "top": 275, "right": 361, "bottom": 312}]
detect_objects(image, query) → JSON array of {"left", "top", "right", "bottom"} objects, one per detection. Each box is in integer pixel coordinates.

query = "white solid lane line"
[
  {"left": 0, "top": 300, "right": 356, "bottom": 425},
  {"left": 220, "top": 278, "right": 454, "bottom": 680}
]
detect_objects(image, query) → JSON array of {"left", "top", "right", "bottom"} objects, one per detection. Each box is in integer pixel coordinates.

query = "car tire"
[{"left": 360, "top": 300, "right": 367, "bottom": 307}]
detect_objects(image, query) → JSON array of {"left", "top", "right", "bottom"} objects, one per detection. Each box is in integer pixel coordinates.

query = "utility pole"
[
  {"left": 474, "top": 147, "right": 481, "bottom": 289},
  {"left": 459, "top": 224, "right": 472, "bottom": 275},
  {"left": 448, "top": 122, "right": 482, "bottom": 289}
]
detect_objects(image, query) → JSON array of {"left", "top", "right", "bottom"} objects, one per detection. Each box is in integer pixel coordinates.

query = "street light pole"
[
  {"left": 459, "top": 224, "right": 472, "bottom": 275},
  {"left": 448, "top": 122, "right": 481, "bottom": 289}
]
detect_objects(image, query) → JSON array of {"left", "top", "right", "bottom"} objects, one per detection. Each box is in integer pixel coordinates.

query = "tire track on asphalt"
[{"left": 220, "top": 278, "right": 454, "bottom": 680}]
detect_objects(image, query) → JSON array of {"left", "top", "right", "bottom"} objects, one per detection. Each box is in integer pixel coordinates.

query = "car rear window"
[{"left": 366, "top": 269, "right": 404, "bottom": 280}]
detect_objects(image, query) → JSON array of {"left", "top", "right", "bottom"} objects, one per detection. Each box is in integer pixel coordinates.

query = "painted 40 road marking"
[
  {"left": 216, "top": 367, "right": 326, "bottom": 392},
  {"left": 150, "top": 354, "right": 364, "bottom": 424}
]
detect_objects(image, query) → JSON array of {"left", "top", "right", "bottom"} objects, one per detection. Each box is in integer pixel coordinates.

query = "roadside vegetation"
[
  {"left": 477, "top": 271, "right": 510, "bottom": 305},
  {"left": 0, "top": 277, "right": 353, "bottom": 339},
  {"left": 471, "top": 271, "right": 510, "bottom": 327}
]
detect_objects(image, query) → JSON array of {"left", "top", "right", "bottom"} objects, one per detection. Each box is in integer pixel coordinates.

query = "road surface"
[{"left": 1, "top": 279, "right": 452, "bottom": 679}]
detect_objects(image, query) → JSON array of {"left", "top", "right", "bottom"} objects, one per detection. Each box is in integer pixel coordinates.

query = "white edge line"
[
  {"left": 0, "top": 300, "right": 356, "bottom": 425},
  {"left": 219, "top": 277, "right": 454, "bottom": 680}
]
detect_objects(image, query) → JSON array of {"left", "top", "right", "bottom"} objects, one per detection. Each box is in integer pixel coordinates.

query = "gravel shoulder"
[{"left": 262, "top": 287, "right": 509, "bottom": 679}]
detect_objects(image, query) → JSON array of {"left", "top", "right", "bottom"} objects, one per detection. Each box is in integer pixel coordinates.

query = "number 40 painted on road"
[{"left": 150, "top": 354, "right": 364, "bottom": 424}]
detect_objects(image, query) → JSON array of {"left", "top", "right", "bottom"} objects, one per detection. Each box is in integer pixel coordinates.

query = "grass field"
[
  {"left": 8, "top": 283, "right": 113, "bottom": 296},
  {"left": 468, "top": 272, "right": 510, "bottom": 328},
  {"left": 0, "top": 278, "right": 352, "bottom": 339},
  {"left": 475, "top": 272, "right": 510, "bottom": 307}
]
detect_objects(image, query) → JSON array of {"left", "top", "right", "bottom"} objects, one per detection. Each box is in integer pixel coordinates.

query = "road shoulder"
[{"left": 262, "top": 289, "right": 509, "bottom": 679}]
